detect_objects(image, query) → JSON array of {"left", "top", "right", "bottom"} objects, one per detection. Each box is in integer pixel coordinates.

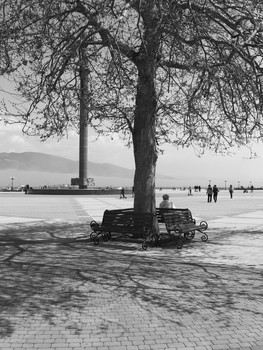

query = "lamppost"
[
  {"left": 224, "top": 180, "right": 227, "bottom": 190},
  {"left": 10, "top": 177, "right": 15, "bottom": 191}
]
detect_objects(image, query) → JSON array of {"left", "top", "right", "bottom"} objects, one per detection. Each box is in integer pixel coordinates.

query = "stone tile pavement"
[{"left": 0, "top": 191, "right": 263, "bottom": 350}]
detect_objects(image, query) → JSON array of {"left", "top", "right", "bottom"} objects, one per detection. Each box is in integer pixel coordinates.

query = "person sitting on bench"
[{"left": 159, "top": 194, "right": 175, "bottom": 209}]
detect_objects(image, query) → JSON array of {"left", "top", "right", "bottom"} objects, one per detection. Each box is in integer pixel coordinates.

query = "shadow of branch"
[{"left": 0, "top": 222, "right": 262, "bottom": 337}]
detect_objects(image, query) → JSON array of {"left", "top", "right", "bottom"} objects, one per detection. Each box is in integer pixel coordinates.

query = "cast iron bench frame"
[
  {"left": 156, "top": 208, "right": 190, "bottom": 248},
  {"left": 90, "top": 209, "right": 154, "bottom": 245},
  {"left": 163, "top": 209, "right": 208, "bottom": 248}
]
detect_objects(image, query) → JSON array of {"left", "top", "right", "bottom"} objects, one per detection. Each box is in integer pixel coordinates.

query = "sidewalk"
[{"left": 0, "top": 192, "right": 263, "bottom": 350}]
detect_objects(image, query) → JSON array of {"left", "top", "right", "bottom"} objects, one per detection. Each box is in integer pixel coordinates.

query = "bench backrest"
[
  {"left": 163, "top": 209, "right": 194, "bottom": 228},
  {"left": 155, "top": 208, "right": 184, "bottom": 222},
  {"left": 102, "top": 209, "right": 153, "bottom": 229}
]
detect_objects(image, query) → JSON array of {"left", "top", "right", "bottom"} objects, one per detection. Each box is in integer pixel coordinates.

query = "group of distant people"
[
  {"left": 206, "top": 184, "right": 219, "bottom": 202},
  {"left": 206, "top": 184, "right": 234, "bottom": 202},
  {"left": 158, "top": 184, "right": 235, "bottom": 208},
  {"left": 121, "top": 183, "right": 249, "bottom": 206}
]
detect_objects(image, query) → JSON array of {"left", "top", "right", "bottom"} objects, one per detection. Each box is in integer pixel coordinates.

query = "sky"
[{"left": 0, "top": 120, "right": 263, "bottom": 188}]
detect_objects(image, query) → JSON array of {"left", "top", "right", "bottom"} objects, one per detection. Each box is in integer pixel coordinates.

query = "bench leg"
[
  {"left": 200, "top": 231, "right": 208, "bottom": 242},
  {"left": 199, "top": 221, "right": 209, "bottom": 242},
  {"left": 141, "top": 232, "right": 158, "bottom": 250},
  {"left": 90, "top": 231, "right": 100, "bottom": 245},
  {"left": 171, "top": 228, "right": 184, "bottom": 249},
  {"left": 176, "top": 236, "right": 184, "bottom": 249},
  {"left": 102, "top": 232, "right": 111, "bottom": 242},
  {"left": 184, "top": 230, "right": 195, "bottom": 240},
  {"left": 184, "top": 229, "right": 208, "bottom": 242},
  {"left": 90, "top": 231, "right": 112, "bottom": 245}
]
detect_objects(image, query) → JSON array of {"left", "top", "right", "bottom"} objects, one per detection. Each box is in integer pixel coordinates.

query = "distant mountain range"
[
  {"left": 0, "top": 152, "right": 177, "bottom": 187},
  {"left": 0, "top": 151, "right": 134, "bottom": 177}
]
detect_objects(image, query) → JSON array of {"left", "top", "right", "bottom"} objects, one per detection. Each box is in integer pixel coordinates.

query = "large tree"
[{"left": 1, "top": 0, "right": 263, "bottom": 212}]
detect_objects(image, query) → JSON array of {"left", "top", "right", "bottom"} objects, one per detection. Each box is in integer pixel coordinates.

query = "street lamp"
[
  {"left": 10, "top": 177, "right": 15, "bottom": 191},
  {"left": 224, "top": 180, "right": 227, "bottom": 190}
]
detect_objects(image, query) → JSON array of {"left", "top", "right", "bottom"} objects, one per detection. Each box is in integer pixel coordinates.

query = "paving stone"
[{"left": 1, "top": 192, "right": 263, "bottom": 350}]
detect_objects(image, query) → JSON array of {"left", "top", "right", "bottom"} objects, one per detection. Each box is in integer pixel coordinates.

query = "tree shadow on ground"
[{"left": 0, "top": 221, "right": 263, "bottom": 338}]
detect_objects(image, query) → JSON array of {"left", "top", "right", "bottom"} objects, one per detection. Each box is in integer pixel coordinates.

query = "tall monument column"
[
  {"left": 79, "top": 119, "right": 88, "bottom": 189},
  {"left": 79, "top": 50, "right": 90, "bottom": 189}
]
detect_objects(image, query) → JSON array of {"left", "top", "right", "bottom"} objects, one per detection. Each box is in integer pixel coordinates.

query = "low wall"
[{"left": 28, "top": 188, "right": 133, "bottom": 195}]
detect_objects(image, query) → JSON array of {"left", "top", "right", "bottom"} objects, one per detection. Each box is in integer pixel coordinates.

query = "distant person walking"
[
  {"left": 212, "top": 185, "right": 219, "bottom": 202},
  {"left": 229, "top": 185, "right": 234, "bottom": 198},
  {"left": 188, "top": 186, "right": 192, "bottom": 196},
  {"left": 159, "top": 194, "right": 175, "bottom": 208},
  {"left": 206, "top": 185, "right": 213, "bottom": 203},
  {"left": 120, "top": 187, "right": 127, "bottom": 199}
]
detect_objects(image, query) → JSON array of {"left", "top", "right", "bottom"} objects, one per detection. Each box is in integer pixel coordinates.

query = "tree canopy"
[{"left": 1, "top": 0, "right": 263, "bottom": 210}]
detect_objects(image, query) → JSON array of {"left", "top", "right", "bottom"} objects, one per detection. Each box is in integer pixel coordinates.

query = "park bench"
[
  {"left": 90, "top": 209, "right": 154, "bottom": 245},
  {"left": 163, "top": 209, "right": 208, "bottom": 248},
  {"left": 143, "top": 208, "right": 187, "bottom": 249},
  {"left": 152, "top": 208, "right": 189, "bottom": 248}
]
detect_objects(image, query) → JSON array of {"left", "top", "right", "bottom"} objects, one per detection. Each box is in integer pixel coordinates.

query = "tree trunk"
[
  {"left": 132, "top": 2, "right": 161, "bottom": 214},
  {"left": 133, "top": 62, "right": 158, "bottom": 213}
]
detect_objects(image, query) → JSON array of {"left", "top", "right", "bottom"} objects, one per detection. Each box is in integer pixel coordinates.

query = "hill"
[{"left": 0, "top": 152, "right": 176, "bottom": 187}]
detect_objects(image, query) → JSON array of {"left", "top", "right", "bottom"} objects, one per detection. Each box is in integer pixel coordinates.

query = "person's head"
[{"left": 163, "top": 194, "right": 169, "bottom": 200}]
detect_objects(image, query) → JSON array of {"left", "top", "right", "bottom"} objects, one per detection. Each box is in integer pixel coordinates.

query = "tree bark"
[
  {"left": 133, "top": 61, "right": 158, "bottom": 213},
  {"left": 132, "top": 2, "right": 161, "bottom": 214}
]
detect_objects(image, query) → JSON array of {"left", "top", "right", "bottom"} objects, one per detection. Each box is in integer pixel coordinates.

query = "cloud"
[
  {"left": 9, "top": 134, "right": 26, "bottom": 145},
  {"left": 0, "top": 129, "right": 7, "bottom": 137},
  {"left": 0, "top": 122, "right": 79, "bottom": 159}
]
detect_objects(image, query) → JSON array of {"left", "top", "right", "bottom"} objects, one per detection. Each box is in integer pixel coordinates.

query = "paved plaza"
[{"left": 0, "top": 190, "right": 263, "bottom": 350}]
